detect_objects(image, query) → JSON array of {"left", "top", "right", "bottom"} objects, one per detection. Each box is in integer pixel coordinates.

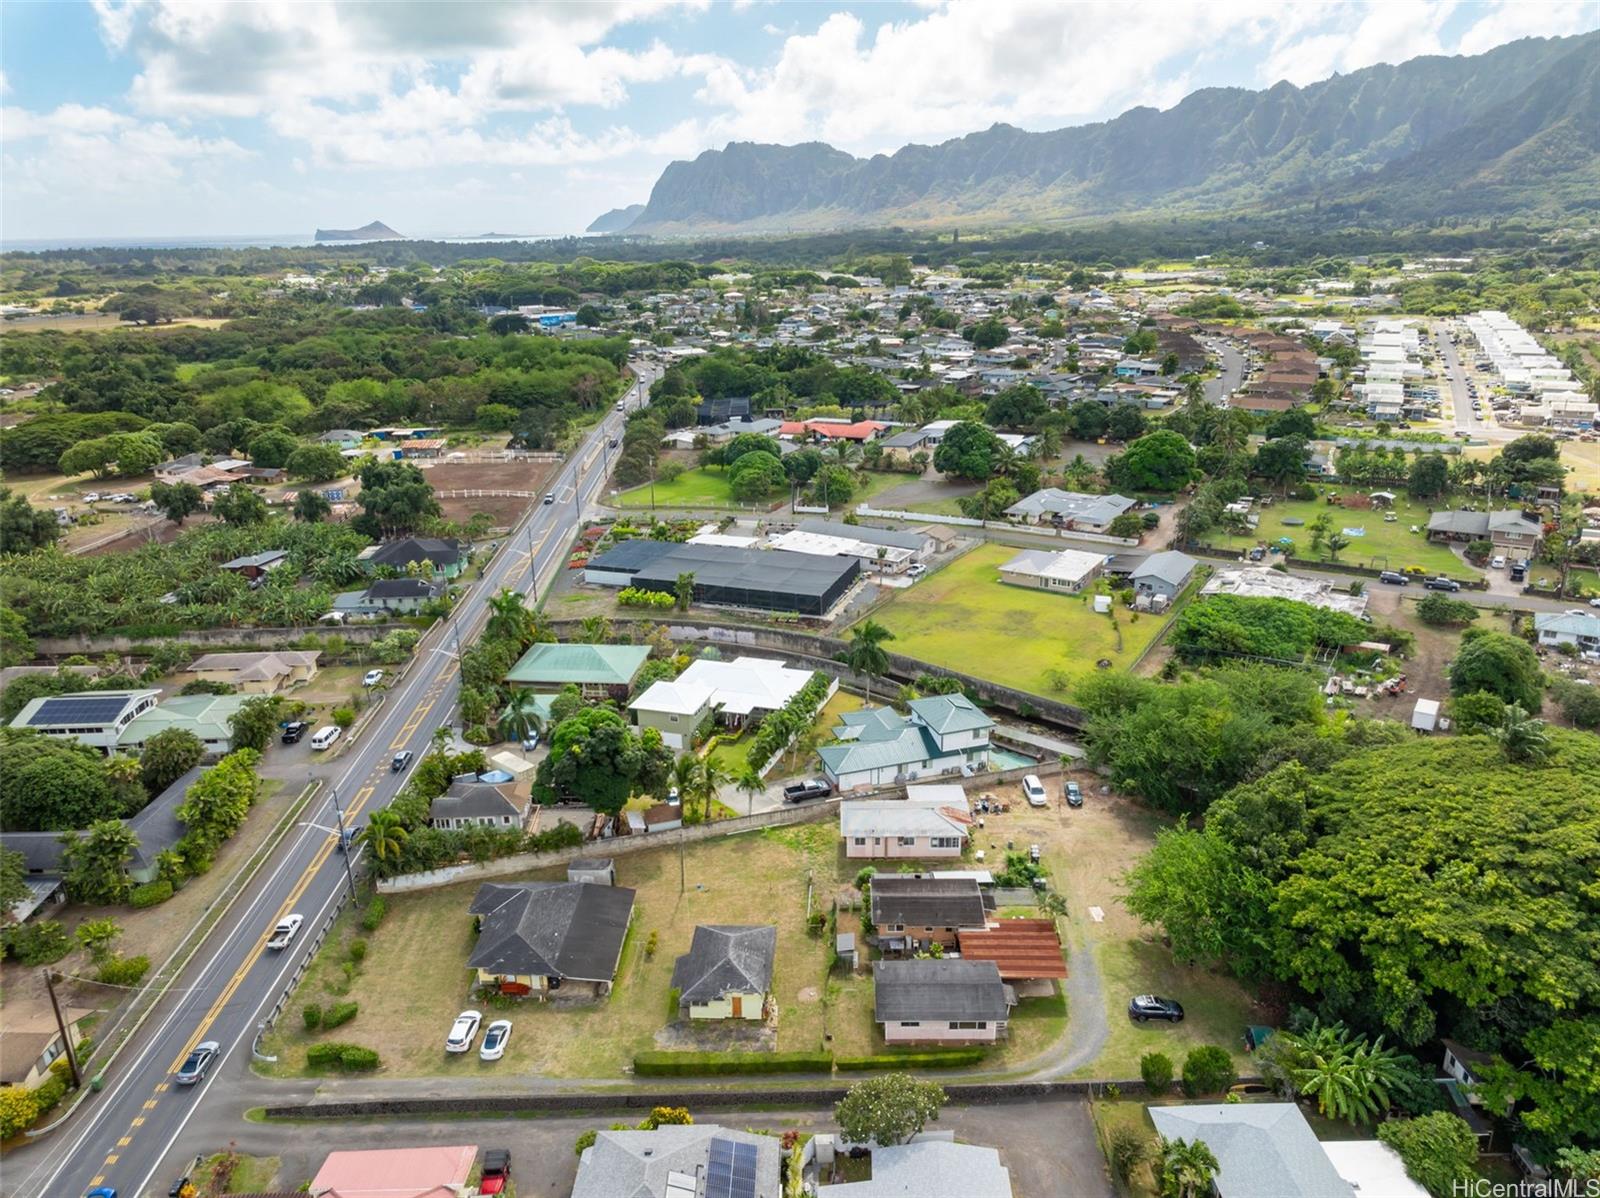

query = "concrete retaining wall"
[
  {"left": 856, "top": 504, "right": 1140, "bottom": 547},
  {"left": 36, "top": 623, "right": 405, "bottom": 656}
]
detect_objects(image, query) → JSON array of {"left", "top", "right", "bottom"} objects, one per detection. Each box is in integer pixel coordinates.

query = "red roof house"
[
  {"left": 310, "top": 1144, "right": 477, "bottom": 1198},
  {"left": 958, "top": 919, "right": 1068, "bottom": 981}
]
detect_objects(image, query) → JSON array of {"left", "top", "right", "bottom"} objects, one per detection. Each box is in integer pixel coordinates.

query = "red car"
[{"left": 480, "top": 1149, "right": 511, "bottom": 1196}]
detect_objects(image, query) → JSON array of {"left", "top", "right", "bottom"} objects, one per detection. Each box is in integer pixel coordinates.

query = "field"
[
  {"left": 864, "top": 544, "right": 1167, "bottom": 696},
  {"left": 612, "top": 467, "right": 907, "bottom": 513},
  {"left": 1202, "top": 486, "right": 1476, "bottom": 576},
  {"left": 417, "top": 457, "right": 558, "bottom": 527}
]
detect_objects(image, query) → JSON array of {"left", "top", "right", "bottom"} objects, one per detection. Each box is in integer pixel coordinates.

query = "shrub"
[
  {"left": 645, "top": 931, "right": 659, "bottom": 960},
  {"left": 1377, "top": 1111, "right": 1479, "bottom": 1198},
  {"left": 331, "top": 706, "right": 356, "bottom": 729},
  {"left": 1182, "top": 1045, "right": 1238, "bottom": 1096},
  {"left": 361, "top": 895, "right": 388, "bottom": 932},
  {"left": 1417, "top": 593, "right": 1480, "bottom": 627},
  {"left": 632, "top": 1051, "right": 832, "bottom": 1077},
  {"left": 574, "top": 1129, "right": 597, "bottom": 1156},
  {"left": 303, "top": 1004, "right": 323, "bottom": 1031},
  {"left": 1140, "top": 1050, "right": 1174, "bottom": 1094},
  {"left": 348, "top": 938, "right": 367, "bottom": 963},
  {"left": 0, "top": 1086, "right": 40, "bottom": 1139},
  {"left": 96, "top": 955, "right": 150, "bottom": 986},
  {"left": 526, "top": 822, "right": 584, "bottom": 853},
  {"left": 1106, "top": 1123, "right": 1154, "bottom": 1185},
  {"left": 129, "top": 879, "right": 174, "bottom": 908},
  {"left": 835, "top": 1048, "right": 985, "bottom": 1070},
  {"left": 337, "top": 1045, "right": 379, "bottom": 1070},
  {"left": 3, "top": 920, "right": 72, "bottom": 966},
  {"left": 306, "top": 1041, "right": 380, "bottom": 1070},
  {"left": 322, "top": 1001, "right": 359, "bottom": 1029}
]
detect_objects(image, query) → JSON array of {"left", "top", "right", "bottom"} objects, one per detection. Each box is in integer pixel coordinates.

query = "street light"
[{"left": 328, "top": 791, "right": 359, "bottom": 903}]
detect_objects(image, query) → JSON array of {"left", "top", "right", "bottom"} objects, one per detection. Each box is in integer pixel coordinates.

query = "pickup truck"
[
  {"left": 782, "top": 779, "right": 832, "bottom": 803},
  {"left": 1423, "top": 576, "right": 1462, "bottom": 592}
]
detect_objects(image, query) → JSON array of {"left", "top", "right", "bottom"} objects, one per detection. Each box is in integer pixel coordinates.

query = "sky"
[{"left": 2, "top": 0, "right": 1598, "bottom": 243}]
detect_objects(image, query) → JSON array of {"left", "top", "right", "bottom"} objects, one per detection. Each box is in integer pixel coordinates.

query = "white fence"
[
  {"left": 855, "top": 504, "right": 1140, "bottom": 547},
  {"left": 753, "top": 675, "right": 840, "bottom": 778}
]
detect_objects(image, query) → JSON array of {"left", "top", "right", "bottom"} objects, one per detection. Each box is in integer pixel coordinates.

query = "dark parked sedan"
[{"left": 1128, "top": 995, "right": 1185, "bottom": 1023}]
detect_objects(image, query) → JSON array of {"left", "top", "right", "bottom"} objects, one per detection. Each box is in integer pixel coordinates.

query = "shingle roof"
[
  {"left": 821, "top": 1141, "right": 1013, "bottom": 1198},
  {"left": 958, "top": 919, "right": 1068, "bottom": 980},
  {"left": 670, "top": 925, "right": 776, "bottom": 1004},
  {"left": 573, "top": 1126, "right": 782, "bottom": 1198},
  {"left": 467, "top": 881, "right": 635, "bottom": 983},
  {"left": 873, "top": 959, "right": 1012, "bottom": 1023},
  {"left": 429, "top": 780, "right": 521, "bottom": 822},
  {"left": 1146, "top": 1104, "right": 1354, "bottom": 1198},
  {"left": 1535, "top": 611, "right": 1600, "bottom": 637},
  {"left": 368, "top": 536, "right": 462, "bottom": 567},
  {"left": 187, "top": 650, "right": 320, "bottom": 681},
  {"left": 505, "top": 642, "right": 651, "bottom": 687},
  {"left": 870, "top": 875, "right": 987, "bottom": 929},
  {"left": 1004, "top": 488, "right": 1134, "bottom": 524}
]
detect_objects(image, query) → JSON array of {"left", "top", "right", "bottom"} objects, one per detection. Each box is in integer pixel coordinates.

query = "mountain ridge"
[
  {"left": 600, "top": 31, "right": 1600, "bottom": 234},
  {"left": 314, "top": 220, "right": 405, "bottom": 242}
]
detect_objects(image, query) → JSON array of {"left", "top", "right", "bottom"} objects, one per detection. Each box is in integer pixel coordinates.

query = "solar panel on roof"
[
  {"left": 28, "top": 696, "right": 133, "bottom": 726},
  {"left": 705, "top": 1137, "right": 758, "bottom": 1198}
]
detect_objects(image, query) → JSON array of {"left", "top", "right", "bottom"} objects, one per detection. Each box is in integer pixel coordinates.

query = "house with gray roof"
[
  {"left": 670, "top": 925, "right": 776, "bottom": 1020},
  {"left": 821, "top": 1140, "right": 1013, "bottom": 1197},
  {"left": 1004, "top": 488, "right": 1135, "bottom": 532},
  {"left": 841, "top": 789, "right": 972, "bottom": 860},
  {"left": 428, "top": 779, "right": 528, "bottom": 831},
  {"left": 818, "top": 695, "right": 994, "bottom": 792},
  {"left": 573, "top": 1125, "right": 781, "bottom": 1198},
  {"left": 467, "top": 880, "right": 635, "bottom": 998},
  {"left": 873, "top": 958, "right": 1013, "bottom": 1044},
  {"left": 1534, "top": 610, "right": 1600, "bottom": 652},
  {"left": 796, "top": 518, "right": 934, "bottom": 559},
  {"left": 1130, "top": 549, "right": 1199, "bottom": 601},
  {"left": 1425, "top": 509, "right": 1542, "bottom": 551},
  {"left": 1146, "top": 1104, "right": 1356, "bottom": 1198},
  {"left": 869, "top": 875, "right": 988, "bottom": 950}
]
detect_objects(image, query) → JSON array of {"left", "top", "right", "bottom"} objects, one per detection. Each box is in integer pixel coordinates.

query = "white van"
[
  {"left": 1022, "top": 774, "right": 1048, "bottom": 807},
  {"left": 309, "top": 725, "right": 341, "bottom": 751}
]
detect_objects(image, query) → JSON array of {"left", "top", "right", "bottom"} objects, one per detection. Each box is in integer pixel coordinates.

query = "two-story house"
[{"left": 818, "top": 695, "right": 995, "bottom": 792}]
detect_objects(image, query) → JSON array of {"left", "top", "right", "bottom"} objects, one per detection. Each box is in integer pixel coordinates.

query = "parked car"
[
  {"left": 783, "top": 779, "right": 832, "bottom": 804},
  {"left": 906, "top": 563, "right": 928, "bottom": 578},
  {"left": 479, "top": 1019, "right": 512, "bottom": 1061},
  {"left": 1590, "top": 596, "right": 1600, "bottom": 609},
  {"left": 175, "top": 1040, "right": 220, "bottom": 1084},
  {"left": 1128, "top": 995, "right": 1185, "bottom": 1023},
  {"left": 1423, "top": 576, "right": 1461, "bottom": 592},
  {"left": 1028, "top": 844, "right": 1041, "bottom": 864},
  {"left": 479, "top": 1149, "right": 512, "bottom": 1196},
  {"left": 363, "top": 669, "right": 385, "bottom": 687},
  {"left": 1490, "top": 555, "right": 1507, "bottom": 570},
  {"left": 520, "top": 732, "right": 540, "bottom": 752},
  {"left": 310, "top": 725, "right": 341, "bottom": 751},
  {"left": 1022, "top": 775, "right": 1047, "bottom": 807},
  {"left": 543, "top": 492, "right": 555, "bottom": 505},
  {"left": 445, "top": 1010, "right": 482, "bottom": 1053},
  {"left": 391, "top": 750, "right": 414, "bottom": 772},
  {"left": 1510, "top": 561, "right": 1527, "bottom": 582},
  {"left": 265, "top": 914, "right": 303, "bottom": 950},
  {"left": 1064, "top": 780, "right": 1084, "bottom": 808},
  {"left": 280, "top": 720, "right": 308, "bottom": 744},
  {"left": 1378, "top": 571, "right": 1408, "bottom": 585}
]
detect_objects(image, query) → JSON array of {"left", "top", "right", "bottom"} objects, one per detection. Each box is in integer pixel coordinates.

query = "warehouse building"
[{"left": 582, "top": 541, "right": 859, "bottom": 617}]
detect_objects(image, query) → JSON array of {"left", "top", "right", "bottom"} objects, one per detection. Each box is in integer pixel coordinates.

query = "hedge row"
[
  {"left": 306, "top": 1042, "right": 380, "bottom": 1071},
  {"left": 633, "top": 1051, "right": 832, "bottom": 1077},
  {"left": 835, "top": 1048, "right": 987, "bottom": 1070},
  {"left": 130, "top": 879, "right": 174, "bottom": 908},
  {"left": 322, "top": 1001, "right": 359, "bottom": 1030}
]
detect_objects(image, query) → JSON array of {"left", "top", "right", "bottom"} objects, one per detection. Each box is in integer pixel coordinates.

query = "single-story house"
[
  {"left": 869, "top": 875, "right": 988, "bottom": 950},
  {"left": 317, "top": 429, "right": 366, "bottom": 448},
  {"left": 116, "top": 693, "right": 256, "bottom": 757},
  {"left": 793, "top": 517, "right": 935, "bottom": 562},
  {"left": 505, "top": 642, "right": 651, "bottom": 699},
  {"left": 818, "top": 696, "right": 994, "bottom": 792},
  {"left": 1003, "top": 489, "right": 1135, "bottom": 532},
  {"left": 1129, "top": 549, "right": 1198, "bottom": 601},
  {"left": 670, "top": 924, "right": 776, "bottom": 1020},
  {"left": 778, "top": 418, "right": 887, "bottom": 443},
  {"left": 399, "top": 438, "right": 447, "bottom": 459},
  {"left": 309, "top": 1144, "right": 478, "bottom": 1198},
  {"left": 1425, "top": 509, "right": 1542, "bottom": 551},
  {"left": 8, "top": 689, "right": 160, "bottom": 754},
  {"left": 957, "top": 919, "right": 1068, "bottom": 984},
  {"left": 359, "top": 536, "right": 465, "bottom": 578},
  {"left": 820, "top": 1139, "right": 1012, "bottom": 1197},
  {"left": 1320, "top": 1141, "right": 1428, "bottom": 1198},
  {"left": 1146, "top": 1104, "right": 1358, "bottom": 1198},
  {"left": 768, "top": 527, "right": 919, "bottom": 573},
  {"left": 1534, "top": 611, "right": 1600, "bottom": 652},
  {"left": 468, "top": 880, "right": 636, "bottom": 999},
  {"left": 841, "top": 786, "right": 972, "bottom": 860},
  {"left": 996, "top": 547, "right": 1106, "bottom": 594},
  {"left": 358, "top": 577, "right": 447, "bottom": 614},
  {"left": 873, "top": 958, "right": 1014, "bottom": 1044},
  {"left": 185, "top": 649, "right": 321, "bottom": 695},
  {"left": 574, "top": 1126, "right": 781, "bottom": 1198},
  {"left": 219, "top": 549, "right": 290, "bottom": 580},
  {"left": 629, "top": 656, "right": 817, "bottom": 749},
  {"left": 429, "top": 779, "right": 528, "bottom": 831},
  {"left": 0, "top": 1005, "right": 93, "bottom": 1090}
]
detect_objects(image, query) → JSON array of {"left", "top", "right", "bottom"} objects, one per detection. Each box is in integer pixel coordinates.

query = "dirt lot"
[{"left": 416, "top": 459, "right": 558, "bottom": 527}]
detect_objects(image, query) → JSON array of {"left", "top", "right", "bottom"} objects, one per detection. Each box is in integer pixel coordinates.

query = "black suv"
[
  {"left": 280, "top": 721, "right": 308, "bottom": 744},
  {"left": 1128, "top": 994, "right": 1185, "bottom": 1023}
]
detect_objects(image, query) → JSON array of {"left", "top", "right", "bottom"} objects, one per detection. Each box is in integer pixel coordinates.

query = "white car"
[
  {"left": 445, "top": 1009, "right": 482, "bottom": 1053},
  {"left": 1490, "top": 555, "right": 1506, "bottom": 570},
  {"left": 906, "top": 563, "right": 928, "bottom": 578},
  {"left": 1022, "top": 774, "right": 1048, "bottom": 808},
  {"left": 1590, "top": 597, "right": 1600, "bottom": 609},
  {"left": 265, "top": 914, "right": 303, "bottom": 950},
  {"left": 362, "top": 669, "right": 385, "bottom": 687},
  {"left": 479, "top": 1019, "right": 512, "bottom": 1061}
]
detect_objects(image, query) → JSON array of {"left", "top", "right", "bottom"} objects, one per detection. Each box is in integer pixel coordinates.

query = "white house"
[
  {"left": 997, "top": 548, "right": 1107, "bottom": 594},
  {"left": 9, "top": 689, "right": 161, "bottom": 754},
  {"left": 1534, "top": 611, "right": 1600, "bottom": 652},
  {"left": 628, "top": 656, "right": 816, "bottom": 750},
  {"left": 840, "top": 785, "right": 972, "bottom": 859}
]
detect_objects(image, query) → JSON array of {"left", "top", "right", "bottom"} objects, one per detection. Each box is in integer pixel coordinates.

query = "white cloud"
[{"left": 1455, "top": 0, "right": 1600, "bottom": 55}]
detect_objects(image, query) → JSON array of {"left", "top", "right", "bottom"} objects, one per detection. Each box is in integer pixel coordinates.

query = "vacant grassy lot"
[
  {"left": 1202, "top": 487, "right": 1474, "bottom": 576},
  {"left": 865, "top": 544, "right": 1166, "bottom": 695},
  {"left": 613, "top": 467, "right": 906, "bottom": 512},
  {"left": 260, "top": 821, "right": 841, "bottom": 1079}
]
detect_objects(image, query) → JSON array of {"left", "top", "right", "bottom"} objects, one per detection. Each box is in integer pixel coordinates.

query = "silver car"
[{"left": 176, "top": 1040, "right": 220, "bottom": 1085}]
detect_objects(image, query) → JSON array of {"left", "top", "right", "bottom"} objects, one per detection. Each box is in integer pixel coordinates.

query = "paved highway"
[{"left": 15, "top": 363, "right": 657, "bottom": 1198}]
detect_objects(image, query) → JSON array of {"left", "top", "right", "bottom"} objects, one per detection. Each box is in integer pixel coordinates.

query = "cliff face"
[
  {"left": 585, "top": 204, "right": 646, "bottom": 234},
  {"left": 606, "top": 31, "right": 1600, "bottom": 233},
  {"left": 315, "top": 221, "right": 405, "bottom": 242}
]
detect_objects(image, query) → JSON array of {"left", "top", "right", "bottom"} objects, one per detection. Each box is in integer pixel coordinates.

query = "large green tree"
[
  {"left": 534, "top": 708, "right": 672, "bottom": 814},
  {"left": 1106, "top": 430, "right": 1197, "bottom": 492},
  {"left": 149, "top": 480, "right": 205, "bottom": 525},
  {"left": 61, "top": 819, "right": 140, "bottom": 903},
  {"left": 0, "top": 733, "right": 117, "bottom": 832},
  {"left": 0, "top": 487, "right": 62, "bottom": 552},
  {"left": 138, "top": 727, "right": 204, "bottom": 794},
  {"left": 834, "top": 1074, "right": 946, "bottom": 1146},
  {"left": 1449, "top": 629, "right": 1544, "bottom": 712},
  {"left": 212, "top": 483, "right": 268, "bottom": 526},
  {"left": 932, "top": 421, "right": 1006, "bottom": 481},
  {"left": 227, "top": 697, "right": 282, "bottom": 753}
]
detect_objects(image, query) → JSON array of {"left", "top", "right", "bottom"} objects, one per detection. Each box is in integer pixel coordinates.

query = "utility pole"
[
  {"left": 329, "top": 791, "right": 359, "bottom": 903},
  {"left": 43, "top": 968, "right": 82, "bottom": 1089}
]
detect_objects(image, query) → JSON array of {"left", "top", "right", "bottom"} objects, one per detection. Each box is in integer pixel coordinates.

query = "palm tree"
[
  {"left": 485, "top": 588, "right": 533, "bottom": 646},
  {"left": 843, "top": 619, "right": 896, "bottom": 705},
  {"left": 358, "top": 809, "right": 409, "bottom": 867},
  {"left": 670, "top": 753, "right": 699, "bottom": 806},
  {"left": 500, "top": 693, "right": 545, "bottom": 746},
  {"left": 1496, "top": 704, "right": 1551, "bottom": 764},
  {"left": 1159, "top": 1137, "right": 1220, "bottom": 1198},
  {"left": 734, "top": 766, "right": 765, "bottom": 819},
  {"left": 694, "top": 759, "right": 731, "bottom": 824},
  {"left": 1279, "top": 1021, "right": 1409, "bottom": 1125}
]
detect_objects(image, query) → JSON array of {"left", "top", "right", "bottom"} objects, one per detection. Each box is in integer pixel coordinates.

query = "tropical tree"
[
  {"left": 292, "top": 489, "right": 332, "bottom": 523},
  {"left": 485, "top": 588, "right": 535, "bottom": 647},
  {"left": 1158, "top": 1137, "right": 1220, "bottom": 1198},
  {"left": 1277, "top": 1021, "right": 1410, "bottom": 1124},
  {"left": 692, "top": 759, "right": 731, "bottom": 824},
  {"left": 843, "top": 619, "right": 896, "bottom": 705},
  {"left": 834, "top": 1074, "right": 946, "bottom": 1146},
  {"left": 734, "top": 766, "right": 765, "bottom": 818},
  {"left": 359, "top": 809, "right": 410, "bottom": 866},
  {"left": 500, "top": 692, "right": 545, "bottom": 746},
  {"left": 61, "top": 819, "right": 140, "bottom": 904},
  {"left": 1495, "top": 704, "right": 1551, "bottom": 765},
  {"left": 149, "top": 481, "right": 205, "bottom": 526}
]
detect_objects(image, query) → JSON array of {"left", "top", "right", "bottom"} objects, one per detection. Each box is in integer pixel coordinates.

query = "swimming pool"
[{"left": 988, "top": 747, "right": 1039, "bottom": 770}]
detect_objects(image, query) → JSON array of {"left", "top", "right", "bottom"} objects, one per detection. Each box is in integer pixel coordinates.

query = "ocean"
[{"left": 1, "top": 232, "right": 579, "bottom": 252}]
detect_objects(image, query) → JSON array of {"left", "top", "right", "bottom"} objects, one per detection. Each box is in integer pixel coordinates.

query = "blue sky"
[{"left": 3, "top": 0, "right": 1597, "bottom": 242}]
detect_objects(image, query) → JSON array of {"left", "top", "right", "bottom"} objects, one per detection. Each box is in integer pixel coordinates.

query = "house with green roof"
[
  {"left": 116, "top": 693, "right": 257, "bottom": 758},
  {"left": 817, "top": 694, "right": 994, "bottom": 791},
  {"left": 504, "top": 642, "right": 651, "bottom": 700}
]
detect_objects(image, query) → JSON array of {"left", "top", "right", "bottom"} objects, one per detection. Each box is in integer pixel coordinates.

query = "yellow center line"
[
  {"left": 132, "top": 1116, "right": 145, "bottom": 1126},
  {"left": 142, "top": 1099, "right": 158, "bottom": 1109},
  {"left": 117, "top": 1136, "right": 131, "bottom": 1147}
]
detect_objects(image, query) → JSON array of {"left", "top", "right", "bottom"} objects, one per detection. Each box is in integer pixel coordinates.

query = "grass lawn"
[
  {"left": 899, "top": 495, "right": 969, "bottom": 517},
  {"left": 1202, "top": 487, "right": 1475, "bottom": 577},
  {"left": 260, "top": 822, "right": 842, "bottom": 1079},
  {"left": 865, "top": 544, "right": 1166, "bottom": 696},
  {"left": 613, "top": 467, "right": 906, "bottom": 513},
  {"left": 201, "top": 1152, "right": 280, "bottom": 1194}
]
